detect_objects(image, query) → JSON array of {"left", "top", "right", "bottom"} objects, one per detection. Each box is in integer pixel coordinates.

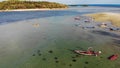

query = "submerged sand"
[{"left": 85, "top": 12, "right": 120, "bottom": 27}]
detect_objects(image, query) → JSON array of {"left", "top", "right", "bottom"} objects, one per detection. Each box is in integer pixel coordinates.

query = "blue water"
[
  {"left": 70, "top": 4, "right": 120, "bottom": 8},
  {"left": 0, "top": 5, "right": 120, "bottom": 25},
  {"left": 88, "top": 4, "right": 120, "bottom": 8},
  {"left": 0, "top": 10, "right": 85, "bottom": 24}
]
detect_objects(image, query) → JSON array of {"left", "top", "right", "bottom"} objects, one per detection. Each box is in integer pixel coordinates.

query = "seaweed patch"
[
  {"left": 54, "top": 57, "right": 58, "bottom": 60},
  {"left": 72, "top": 56, "right": 75, "bottom": 58},
  {"left": 42, "top": 58, "right": 46, "bottom": 61},
  {"left": 85, "top": 61, "right": 89, "bottom": 64},
  {"left": 55, "top": 60, "right": 59, "bottom": 63},
  {"left": 69, "top": 64, "right": 72, "bottom": 67},
  {"left": 38, "top": 53, "right": 41, "bottom": 56},
  {"left": 37, "top": 50, "right": 41, "bottom": 53},
  {"left": 75, "top": 55, "right": 79, "bottom": 57},
  {"left": 72, "top": 59, "right": 77, "bottom": 62},
  {"left": 100, "top": 56, "right": 103, "bottom": 58},
  {"left": 48, "top": 50, "right": 53, "bottom": 53},
  {"left": 32, "top": 54, "right": 35, "bottom": 56}
]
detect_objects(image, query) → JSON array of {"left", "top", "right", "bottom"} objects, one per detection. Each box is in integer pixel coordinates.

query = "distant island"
[
  {"left": 0, "top": 0, "right": 68, "bottom": 10},
  {"left": 69, "top": 4, "right": 88, "bottom": 7}
]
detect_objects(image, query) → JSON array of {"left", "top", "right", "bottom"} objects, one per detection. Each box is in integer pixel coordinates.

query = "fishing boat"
[{"left": 74, "top": 47, "right": 101, "bottom": 56}]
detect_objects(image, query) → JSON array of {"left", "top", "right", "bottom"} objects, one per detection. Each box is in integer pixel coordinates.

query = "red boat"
[
  {"left": 108, "top": 54, "right": 118, "bottom": 60},
  {"left": 74, "top": 47, "right": 101, "bottom": 56}
]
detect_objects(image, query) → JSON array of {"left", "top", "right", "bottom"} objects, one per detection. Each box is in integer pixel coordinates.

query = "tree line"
[{"left": 0, "top": 0, "right": 68, "bottom": 10}]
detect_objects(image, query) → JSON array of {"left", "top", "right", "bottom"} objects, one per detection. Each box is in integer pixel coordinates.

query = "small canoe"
[{"left": 74, "top": 50, "right": 95, "bottom": 56}]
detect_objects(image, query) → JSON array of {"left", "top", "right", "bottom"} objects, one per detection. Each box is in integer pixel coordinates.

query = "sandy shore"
[
  {"left": 0, "top": 8, "right": 68, "bottom": 12},
  {"left": 85, "top": 12, "right": 120, "bottom": 27}
]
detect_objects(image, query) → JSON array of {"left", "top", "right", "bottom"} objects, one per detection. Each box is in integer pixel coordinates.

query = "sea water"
[{"left": 0, "top": 6, "right": 120, "bottom": 68}]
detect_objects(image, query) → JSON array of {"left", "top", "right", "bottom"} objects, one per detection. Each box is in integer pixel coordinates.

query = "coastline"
[{"left": 0, "top": 8, "right": 68, "bottom": 12}]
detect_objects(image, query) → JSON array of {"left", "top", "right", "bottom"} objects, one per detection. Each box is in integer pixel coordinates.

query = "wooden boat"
[
  {"left": 74, "top": 47, "right": 101, "bottom": 56},
  {"left": 74, "top": 50, "right": 95, "bottom": 56}
]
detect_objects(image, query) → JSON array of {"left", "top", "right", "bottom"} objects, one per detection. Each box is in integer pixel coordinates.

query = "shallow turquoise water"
[
  {"left": 0, "top": 16, "right": 119, "bottom": 68},
  {"left": 0, "top": 10, "right": 120, "bottom": 68}
]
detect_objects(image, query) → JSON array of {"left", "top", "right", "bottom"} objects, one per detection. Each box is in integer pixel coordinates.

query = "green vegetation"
[{"left": 0, "top": 0, "right": 68, "bottom": 10}]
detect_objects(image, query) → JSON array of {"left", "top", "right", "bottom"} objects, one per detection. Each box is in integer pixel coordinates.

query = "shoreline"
[{"left": 0, "top": 8, "right": 68, "bottom": 12}]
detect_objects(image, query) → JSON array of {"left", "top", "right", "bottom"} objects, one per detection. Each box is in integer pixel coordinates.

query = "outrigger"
[{"left": 74, "top": 47, "right": 101, "bottom": 56}]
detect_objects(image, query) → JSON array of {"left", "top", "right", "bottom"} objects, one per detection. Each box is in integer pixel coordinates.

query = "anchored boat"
[{"left": 74, "top": 47, "right": 101, "bottom": 56}]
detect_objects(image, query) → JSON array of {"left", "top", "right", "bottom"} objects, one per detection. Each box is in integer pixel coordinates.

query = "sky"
[{"left": 1, "top": 0, "right": 120, "bottom": 4}]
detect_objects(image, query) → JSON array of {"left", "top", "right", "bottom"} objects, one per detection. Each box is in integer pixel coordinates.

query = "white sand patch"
[{"left": 85, "top": 12, "right": 120, "bottom": 27}]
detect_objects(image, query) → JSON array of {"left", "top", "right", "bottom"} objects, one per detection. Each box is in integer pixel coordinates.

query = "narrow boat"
[{"left": 74, "top": 47, "right": 101, "bottom": 56}]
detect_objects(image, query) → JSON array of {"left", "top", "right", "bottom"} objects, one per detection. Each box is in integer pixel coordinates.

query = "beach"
[
  {"left": 0, "top": 8, "right": 68, "bottom": 12},
  {"left": 0, "top": 6, "right": 120, "bottom": 68}
]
